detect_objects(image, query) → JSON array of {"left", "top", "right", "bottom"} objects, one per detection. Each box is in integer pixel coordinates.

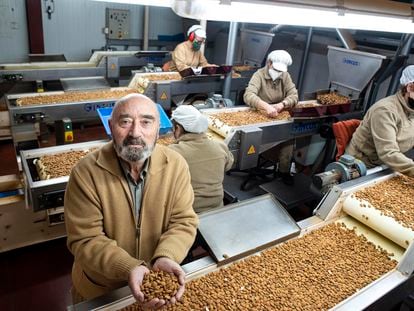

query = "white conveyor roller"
[{"left": 343, "top": 195, "right": 414, "bottom": 249}]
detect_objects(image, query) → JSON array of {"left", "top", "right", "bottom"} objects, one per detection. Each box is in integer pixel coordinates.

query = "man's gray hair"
[{"left": 111, "top": 93, "right": 159, "bottom": 120}]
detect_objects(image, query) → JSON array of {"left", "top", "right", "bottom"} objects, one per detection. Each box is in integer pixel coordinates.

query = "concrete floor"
[
  {"left": 0, "top": 238, "right": 73, "bottom": 311},
  {"left": 0, "top": 124, "right": 108, "bottom": 311}
]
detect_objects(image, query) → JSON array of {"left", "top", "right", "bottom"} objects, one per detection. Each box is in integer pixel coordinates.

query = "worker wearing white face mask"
[
  {"left": 169, "top": 25, "right": 212, "bottom": 72},
  {"left": 244, "top": 50, "right": 298, "bottom": 118},
  {"left": 243, "top": 50, "right": 298, "bottom": 185},
  {"left": 345, "top": 65, "right": 414, "bottom": 177}
]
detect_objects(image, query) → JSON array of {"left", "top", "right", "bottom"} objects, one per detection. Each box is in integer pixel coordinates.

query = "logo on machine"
[
  {"left": 342, "top": 57, "right": 360, "bottom": 66},
  {"left": 292, "top": 122, "right": 318, "bottom": 134},
  {"left": 84, "top": 102, "right": 115, "bottom": 113}
]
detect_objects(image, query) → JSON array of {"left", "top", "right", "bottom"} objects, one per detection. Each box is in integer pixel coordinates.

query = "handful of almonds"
[{"left": 141, "top": 271, "right": 180, "bottom": 302}]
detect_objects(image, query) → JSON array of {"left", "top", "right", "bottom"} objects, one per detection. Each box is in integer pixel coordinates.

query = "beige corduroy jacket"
[
  {"left": 243, "top": 67, "right": 298, "bottom": 109},
  {"left": 65, "top": 142, "right": 198, "bottom": 300},
  {"left": 169, "top": 133, "right": 234, "bottom": 214},
  {"left": 346, "top": 91, "right": 414, "bottom": 176},
  {"left": 169, "top": 40, "right": 210, "bottom": 72}
]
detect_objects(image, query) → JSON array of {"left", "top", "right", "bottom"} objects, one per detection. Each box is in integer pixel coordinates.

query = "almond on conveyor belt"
[
  {"left": 141, "top": 73, "right": 181, "bottom": 81},
  {"left": 35, "top": 149, "right": 95, "bottom": 179},
  {"left": 121, "top": 223, "right": 396, "bottom": 311},
  {"left": 353, "top": 175, "right": 414, "bottom": 230},
  {"left": 211, "top": 110, "right": 290, "bottom": 126},
  {"left": 15, "top": 89, "right": 136, "bottom": 106},
  {"left": 317, "top": 93, "right": 350, "bottom": 105}
]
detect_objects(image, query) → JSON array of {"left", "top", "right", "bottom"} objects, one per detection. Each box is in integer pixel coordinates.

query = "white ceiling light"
[
  {"left": 171, "top": 0, "right": 414, "bottom": 34},
  {"left": 92, "top": 0, "right": 172, "bottom": 7}
]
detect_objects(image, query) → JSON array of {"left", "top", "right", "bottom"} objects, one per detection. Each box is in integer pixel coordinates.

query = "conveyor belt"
[
  {"left": 200, "top": 106, "right": 315, "bottom": 170},
  {"left": 68, "top": 170, "right": 414, "bottom": 311}
]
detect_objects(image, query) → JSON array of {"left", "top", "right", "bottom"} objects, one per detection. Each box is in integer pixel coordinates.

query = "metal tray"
[{"left": 198, "top": 193, "right": 300, "bottom": 265}]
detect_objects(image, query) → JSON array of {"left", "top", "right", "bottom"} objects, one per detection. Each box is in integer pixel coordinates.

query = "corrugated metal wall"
[{"left": 0, "top": 0, "right": 184, "bottom": 63}]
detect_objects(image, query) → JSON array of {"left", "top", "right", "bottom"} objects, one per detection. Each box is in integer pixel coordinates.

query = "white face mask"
[
  {"left": 269, "top": 68, "right": 282, "bottom": 81},
  {"left": 406, "top": 83, "right": 414, "bottom": 109},
  {"left": 408, "top": 93, "right": 414, "bottom": 110}
]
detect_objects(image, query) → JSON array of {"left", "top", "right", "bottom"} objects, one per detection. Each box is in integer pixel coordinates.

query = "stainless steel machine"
[
  {"left": 295, "top": 46, "right": 387, "bottom": 168},
  {"left": 138, "top": 73, "right": 250, "bottom": 110},
  {"left": 326, "top": 46, "right": 386, "bottom": 104},
  {"left": 201, "top": 106, "right": 326, "bottom": 170},
  {"left": 5, "top": 87, "right": 131, "bottom": 150},
  {"left": 20, "top": 140, "right": 108, "bottom": 212},
  {"left": 68, "top": 169, "right": 414, "bottom": 310},
  {"left": 0, "top": 50, "right": 170, "bottom": 88},
  {"left": 5, "top": 69, "right": 249, "bottom": 150}
]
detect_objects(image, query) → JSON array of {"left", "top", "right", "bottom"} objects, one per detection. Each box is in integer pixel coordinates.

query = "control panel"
[
  {"left": 14, "top": 112, "right": 45, "bottom": 123},
  {"left": 2, "top": 74, "right": 23, "bottom": 81},
  {"left": 106, "top": 8, "right": 130, "bottom": 39},
  {"left": 37, "top": 189, "right": 65, "bottom": 211}
]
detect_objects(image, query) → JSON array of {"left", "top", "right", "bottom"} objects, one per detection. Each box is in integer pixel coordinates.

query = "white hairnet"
[
  {"left": 187, "top": 25, "right": 206, "bottom": 39},
  {"left": 400, "top": 65, "right": 414, "bottom": 85},
  {"left": 267, "top": 50, "right": 292, "bottom": 72},
  {"left": 171, "top": 105, "right": 208, "bottom": 133}
]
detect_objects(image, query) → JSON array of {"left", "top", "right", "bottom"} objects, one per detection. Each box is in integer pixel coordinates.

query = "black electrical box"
[{"left": 55, "top": 117, "right": 73, "bottom": 145}]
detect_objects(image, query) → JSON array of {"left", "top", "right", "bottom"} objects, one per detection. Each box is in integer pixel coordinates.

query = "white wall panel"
[
  {"left": 0, "top": 0, "right": 29, "bottom": 63},
  {"left": 148, "top": 6, "right": 183, "bottom": 39},
  {"left": 39, "top": 0, "right": 185, "bottom": 61},
  {"left": 0, "top": 0, "right": 191, "bottom": 63}
]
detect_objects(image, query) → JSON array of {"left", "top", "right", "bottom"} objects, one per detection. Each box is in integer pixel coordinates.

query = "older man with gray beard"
[{"left": 65, "top": 94, "right": 198, "bottom": 309}]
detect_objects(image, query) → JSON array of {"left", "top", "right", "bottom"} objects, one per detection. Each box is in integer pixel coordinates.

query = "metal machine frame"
[
  {"left": 68, "top": 170, "right": 414, "bottom": 311},
  {"left": 202, "top": 106, "right": 338, "bottom": 170},
  {"left": 0, "top": 51, "right": 169, "bottom": 84},
  {"left": 20, "top": 140, "right": 108, "bottom": 212}
]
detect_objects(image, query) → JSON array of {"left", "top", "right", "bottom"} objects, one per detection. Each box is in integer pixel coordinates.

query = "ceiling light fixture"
[
  {"left": 171, "top": 0, "right": 414, "bottom": 33},
  {"left": 91, "top": 0, "right": 172, "bottom": 8}
]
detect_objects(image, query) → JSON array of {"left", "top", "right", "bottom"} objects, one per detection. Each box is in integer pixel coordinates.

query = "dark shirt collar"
[{"left": 119, "top": 157, "right": 149, "bottom": 184}]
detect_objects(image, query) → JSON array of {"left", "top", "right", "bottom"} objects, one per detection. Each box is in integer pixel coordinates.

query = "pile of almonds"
[
  {"left": 142, "top": 73, "right": 181, "bottom": 81},
  {"left": 233, "top": 65, "right": 255, "bottom": 72},
  {"left": 15, "top": 89, "right": 135, "bottom": 106},
  {"left": 36, "top": 149, "right": 93, "bottom": 179},
  {"left": 157, "top": 134, "right": 175, "bottom": 146},
  {"left": 122, "top": 223, "right": 396, "bottom": 310},
  {"left": 317, "top": 93, "right": 350, "bottom": 105},
  {"left": 296, "top": 101, "right": 321, "bottom": 108},
  {"left": 354, "top": 175, "right": 414, "bottom": 230},
  {"left": 211, "top": 110, "right": 290, "bottom": 127},
  {"left": 140, "top": 271, "right": 180, "bottom": 302}
]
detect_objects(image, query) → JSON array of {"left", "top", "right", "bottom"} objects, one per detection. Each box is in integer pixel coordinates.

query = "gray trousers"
[{"left": 260, "top": 139, "right": 294, "bottom": 174}]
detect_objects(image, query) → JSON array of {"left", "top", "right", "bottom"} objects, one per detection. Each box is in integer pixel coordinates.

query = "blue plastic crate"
[
  {"left": 97, "top": 104, "right": 172, "bottom": 137},
  {"left": 0, "top": 190, "right": 20, "bottom": 198}
]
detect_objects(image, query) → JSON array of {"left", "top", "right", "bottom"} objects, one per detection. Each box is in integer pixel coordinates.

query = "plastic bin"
[
  {"left": 217, "top": 65, "right": 233, "bottom": 74},
  {"left": 0, "top": 190, "right": 20, "bottom": 198},
  {"left": 97, "top": 104, "right": 172, "bottom": 137},
  {"left": 201, "top": 66, "right": 218, "bottom": 75},
  {"left": 292, "top": 105, "right": 327, "bottom": 117}
]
